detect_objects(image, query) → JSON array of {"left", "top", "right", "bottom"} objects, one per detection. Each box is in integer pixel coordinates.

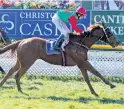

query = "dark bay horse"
[{"left": 0, "top": 23, "right": 119, "bottom": 96}]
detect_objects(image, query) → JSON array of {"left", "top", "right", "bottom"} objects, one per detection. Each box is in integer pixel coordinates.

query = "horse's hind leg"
[
  {"left": 0, "top": 59, "right": 20, "bottom": 86},
  {"left": 15, "top": 67, "right": 28, "bottom": 93},
  {"left": 82, "top": 61, "right": 115, "bottom": 88},
  {"left": 0, "top": 66, "right": 5, "bottom": 74},
  {"left": 15, "top": 60, "right": 35, "bottom": 93}
]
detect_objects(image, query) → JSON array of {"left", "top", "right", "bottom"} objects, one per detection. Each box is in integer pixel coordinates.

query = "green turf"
[{"left": 0, "top": 75, "right": 124, "bottom": 109}]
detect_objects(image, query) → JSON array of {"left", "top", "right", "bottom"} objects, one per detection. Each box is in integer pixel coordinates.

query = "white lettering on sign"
[
  {"left": 118, "top": 27, "right": 124, "bottom": 35},
  {"left": 32, "top": 23, "right": 43, "bottom": 35},
  {"left": 19, "top": 22, "right": 87, "bottom": 37},
  {"left": 20, "top": 23, "right": 55, "bottom": 36},
  {"left": 109, "top": 26, "right": 124, "bottom": 35},
  {"left": 20, "top": 23, "right": 31, "bottom": 35},
  {"left": 44, "top": 23, "right": 52, "bottom": 36},
  {"left": 94, "top": 15, "right": 124, "bottom": 24},
  {"left": 20, "top": 12, "right": 54, "bottom": 19},
  {"left": 109, "top": 26, "right": 117, "bottom": 35},
  {"left": 93, "top": 14, "right": 124, "bottom": 36}
]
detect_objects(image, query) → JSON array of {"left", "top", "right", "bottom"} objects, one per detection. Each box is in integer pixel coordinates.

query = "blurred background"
[
  {"left": 0, "top": 0, "right": 124, "bottom": 10},
  {"left": 0, "top": 0, "right": 82, "bottom": 9}
]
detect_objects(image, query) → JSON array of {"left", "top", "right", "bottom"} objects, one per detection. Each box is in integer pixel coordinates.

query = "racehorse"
[
  {"left": 0, "top": 28, "right": 11, "bottom": 74},
  {"left": 0, "top": 23, "right": 119, "bottom": 96}
]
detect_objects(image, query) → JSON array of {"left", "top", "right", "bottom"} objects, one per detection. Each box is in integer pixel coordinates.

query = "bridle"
[
  {"left": 98, "top": 26, "right": 112, "bottom": 43},
  {"left": 73, "top": 25, "right": 114, "bottom": 52}
]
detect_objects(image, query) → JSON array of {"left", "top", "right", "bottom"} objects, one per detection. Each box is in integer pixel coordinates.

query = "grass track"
[{"left": 0, "top": 75, "right": 124, "bottom": 109}]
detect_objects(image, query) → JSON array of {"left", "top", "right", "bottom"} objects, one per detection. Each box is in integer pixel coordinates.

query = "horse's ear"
[{"left": 101, "top": 22, "right": 107, "bottom": 28}]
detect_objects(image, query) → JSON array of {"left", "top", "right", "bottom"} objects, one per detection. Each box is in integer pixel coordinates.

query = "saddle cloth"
[
  {"left": 46, "top": 39, "right": 67, "bottom": 66},
  {"left": 46, "top": 39, "right": 61, "bottom": 55}
]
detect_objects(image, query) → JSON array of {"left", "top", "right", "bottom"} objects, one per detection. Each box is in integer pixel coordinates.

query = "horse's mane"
[
  {"left": 69, "top": 24, "right": 103, "bottom": 38},
  {"left": 87, "top": 24, "right": 102, "bottom": 32}
]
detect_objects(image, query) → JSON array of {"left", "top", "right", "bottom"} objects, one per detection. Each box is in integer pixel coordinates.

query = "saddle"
[{"left": 46, "top": 39, "right": 67, "bottom": 66}]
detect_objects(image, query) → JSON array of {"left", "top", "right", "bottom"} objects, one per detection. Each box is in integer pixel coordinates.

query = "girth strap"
[{"left": 61, "top": 50, "right": 66, "bottom": 66}]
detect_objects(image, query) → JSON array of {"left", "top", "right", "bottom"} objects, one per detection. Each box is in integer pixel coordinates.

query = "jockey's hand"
[
  {"left": 76, "top": 32, "right": 81, "bottom": 36},
  {"left": 83, "top": 31, "right": 90, "bottom": 36},
  {"left": 73, "top": 32, "right": 81, "bottom": 36}
]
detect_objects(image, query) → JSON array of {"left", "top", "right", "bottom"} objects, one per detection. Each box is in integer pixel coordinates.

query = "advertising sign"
[
  {"left": 0, "top": 9, "right": 90, "bottom": 40},
  {"left": 92, "top": 11, "right": 124, "bottom": 42}
]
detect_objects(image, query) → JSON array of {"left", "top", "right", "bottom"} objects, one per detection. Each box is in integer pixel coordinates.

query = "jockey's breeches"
[{"left": 52, "top": 13, "right": 70, "bottom": 41}]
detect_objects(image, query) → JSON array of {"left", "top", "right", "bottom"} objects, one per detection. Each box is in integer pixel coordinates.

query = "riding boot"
[{"left": 54, "top": 36, "right": 64, "bottom": 49}]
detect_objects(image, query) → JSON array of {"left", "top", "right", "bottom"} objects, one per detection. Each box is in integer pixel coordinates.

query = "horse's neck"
[
  {"left": 69, "top": 34, "right": 98, "bottom": 48},
  {"left": 84, "top": 37, "right": 98, "bottom": 48}
]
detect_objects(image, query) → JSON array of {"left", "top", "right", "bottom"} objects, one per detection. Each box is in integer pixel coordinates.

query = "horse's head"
[{"left": 87, "top": 23, "right": 119, "bottom": 47}]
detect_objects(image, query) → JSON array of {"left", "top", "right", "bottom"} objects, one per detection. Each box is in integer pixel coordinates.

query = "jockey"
[{"left": 52, "top": 6, "right": 87, "bottom": 51}]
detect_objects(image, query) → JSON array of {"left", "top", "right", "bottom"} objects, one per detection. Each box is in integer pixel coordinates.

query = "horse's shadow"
[{"left": 47, "top": 96, "right": 124, "bottom": 104}]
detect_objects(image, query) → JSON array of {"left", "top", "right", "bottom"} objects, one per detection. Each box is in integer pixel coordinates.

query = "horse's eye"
[{"left": 108, "top": 32, "right": 113, "bottom": 36}]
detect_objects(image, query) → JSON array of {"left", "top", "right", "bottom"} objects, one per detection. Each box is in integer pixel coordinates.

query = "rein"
[
  {"left": 74, "top": 33, "right": 90, "bottom": 53},
  {"left": 102, "top": 27, "right": 111, "bottom": 42},
  {"left": 76, "top": 35, "right": 88, "bottom": 52},
  {"left": 71, "top": 25, "right": 111, "bottom": 53},
  {"left": 71, "top": 41, "right": 89, "bottom": 50},
  {"left": 70, "top": 32, "right": 92, "bottom": 54},
  {"left": 78, "top": 35, "right": 87, "bottom": 47},
  {"left": 70, "top": 34, "right": 89, "bottom": 53}
]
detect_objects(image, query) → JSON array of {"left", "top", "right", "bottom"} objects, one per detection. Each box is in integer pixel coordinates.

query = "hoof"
[
  {"left": 19, "top": 90, "right": 23, "bottom": 94},
  {"left": 95, "top": 94, "right": 99, "bottom": 97},
  {"left": 92, "top": 92, "right": 99, "bottom": 97},
  {"left": 110, "top": 84, "right": 116, "bottom": 89},
  {"left": 19, "top": 91, "right": 29, "bottom": 96}
]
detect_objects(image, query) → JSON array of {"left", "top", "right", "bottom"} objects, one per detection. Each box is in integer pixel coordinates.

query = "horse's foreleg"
[
  {"left": 79, "top": 67, "right": 99, "bottom": 96},
  {"left": 82, "top": 61, "right": 115, "bottom": 88}
]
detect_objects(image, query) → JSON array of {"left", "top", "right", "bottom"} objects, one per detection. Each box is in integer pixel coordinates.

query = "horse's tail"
[{"left": 0, "top": 40, "right": 21, "bottom": 54}]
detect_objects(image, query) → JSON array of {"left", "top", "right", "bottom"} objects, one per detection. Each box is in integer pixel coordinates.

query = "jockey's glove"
[
  {"left": 83, "top": 31, "right": 90, "bottom": 37},
  {"left": 73, "top": 32, "right": 81, "bottom": 36}
]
